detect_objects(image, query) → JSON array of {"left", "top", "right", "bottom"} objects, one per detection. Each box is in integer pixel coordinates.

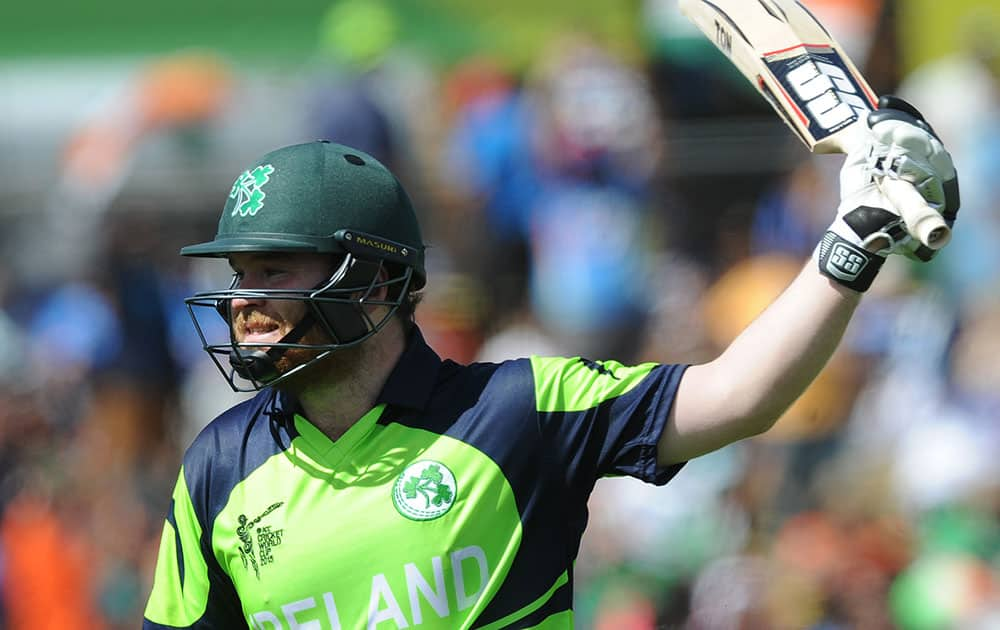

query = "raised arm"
[
  {"left": 660, "top": 264, "right": 858, "bottom": 464},
  {"left": 658, "top": 97, "right": 960, "bottom": 466}
]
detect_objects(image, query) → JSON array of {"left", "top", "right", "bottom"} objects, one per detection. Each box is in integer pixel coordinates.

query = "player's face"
[{"left": 227, "top": 252, "right": 334, "bottom": 349}]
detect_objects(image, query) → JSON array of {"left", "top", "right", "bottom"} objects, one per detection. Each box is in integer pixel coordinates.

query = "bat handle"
[{"left": 878, "top": 176, "right": 951, "bottom": 250}]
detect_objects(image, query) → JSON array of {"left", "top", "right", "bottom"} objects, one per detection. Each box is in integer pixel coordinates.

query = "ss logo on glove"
[
  {"left": 819, "top": 232, "right": 875, "bottom": 286},
  {"left": 829, "top": 244, "right": 867, "bottom": 277}
]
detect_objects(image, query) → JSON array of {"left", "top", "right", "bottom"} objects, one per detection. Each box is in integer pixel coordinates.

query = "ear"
[
  {"left": 357, "top": 264, "right": 392, "bottom": 313},
  {"left": 371, "top": 265, "right": 391, "bottom": 300}
]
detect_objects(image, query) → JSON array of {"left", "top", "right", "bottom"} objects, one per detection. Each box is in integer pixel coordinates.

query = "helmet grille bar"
[{"left": 184, "top": 254, "right": 414, "bottom": 392}]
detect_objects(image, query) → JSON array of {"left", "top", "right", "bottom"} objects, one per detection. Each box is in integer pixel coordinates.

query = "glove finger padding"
[
  {"left": 836, "top": 136, "right": 915, "bottom": 256},
  {"left": 839, "top": 188, "right": 910, "bottom": 254},
  {"left": 869, "top": 95, "right": 961, "bottom": 228},
  {"left": 887, "top": 152, "right": 946, "bottom": 209}
]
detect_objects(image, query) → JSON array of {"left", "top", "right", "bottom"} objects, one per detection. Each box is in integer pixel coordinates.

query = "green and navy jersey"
[{"left": 144, "top": 329, "right": 687, "bottom": 629}]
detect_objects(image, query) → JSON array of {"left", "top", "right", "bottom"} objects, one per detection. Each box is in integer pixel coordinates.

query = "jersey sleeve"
[
  {"left": 530, "top": 356, "right": 688, "bottom": 487},
  {"left": 144, "top": 466, "right": 244, "bottom": 629}
]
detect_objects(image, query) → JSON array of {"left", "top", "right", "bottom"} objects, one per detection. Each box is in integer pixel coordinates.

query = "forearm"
[
  {"left": 660, "top": 262, "right": 861, "bottom": 464},
  {"left": 707, "top": 262, "right": 860, "bottom": 428}
]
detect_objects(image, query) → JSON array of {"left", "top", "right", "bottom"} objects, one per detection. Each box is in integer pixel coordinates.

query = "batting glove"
[{"left": 817, "top": 96, "right": 960, "bottom": 292}]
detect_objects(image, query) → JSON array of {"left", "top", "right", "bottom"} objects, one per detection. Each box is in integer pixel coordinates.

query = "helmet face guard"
[{"left": 185, "top": 244, "right": 415, "bottom": 392}]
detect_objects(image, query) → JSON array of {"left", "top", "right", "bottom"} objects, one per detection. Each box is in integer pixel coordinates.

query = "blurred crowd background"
[{"left": 1, "top": 0, "right": 999, "bottom": 628}]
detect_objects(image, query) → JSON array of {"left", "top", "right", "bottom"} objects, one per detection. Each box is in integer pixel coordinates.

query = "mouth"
[{"left": 235, "top": 314, "right": 285, "bottom": 344}]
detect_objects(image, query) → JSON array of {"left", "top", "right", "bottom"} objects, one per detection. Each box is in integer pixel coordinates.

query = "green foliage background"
[
  {"left": 2, "top": 0, "right": 996, "bottom": 77},
  {"left": 899, "top": 0, "right": 1000, "bottom": 73},
  {"left": 0, "top": 0, "right": 642, "bottom": 69}
]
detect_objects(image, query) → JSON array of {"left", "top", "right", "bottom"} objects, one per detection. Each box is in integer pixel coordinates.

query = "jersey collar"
[{"left": 375, "top": 325, "right": 443, "bottom": 411}]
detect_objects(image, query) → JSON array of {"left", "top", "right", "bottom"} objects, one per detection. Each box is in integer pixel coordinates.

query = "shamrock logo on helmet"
[{"left": 230, "top": 164, "right": 275, "bottom": 217}]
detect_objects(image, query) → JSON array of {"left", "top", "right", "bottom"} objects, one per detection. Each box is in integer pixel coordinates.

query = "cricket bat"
[{"left": 678, "top": 0, "right": 951, "bottom": 250}]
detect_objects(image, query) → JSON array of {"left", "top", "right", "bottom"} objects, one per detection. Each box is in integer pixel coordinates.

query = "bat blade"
[
  {"left": 679, "top": 0, "right": 876, "bottom": 153},
  {"left": 679, "top": 0, "right": 951, "bottom": 249}
]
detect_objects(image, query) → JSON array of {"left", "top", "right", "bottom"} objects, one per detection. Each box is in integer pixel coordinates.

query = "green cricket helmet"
[{"left": 182, "top": 140, "right": 426, "bottom": 391}]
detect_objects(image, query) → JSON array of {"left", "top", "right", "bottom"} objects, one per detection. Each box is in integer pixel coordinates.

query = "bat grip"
[{"left": 878, "top": 177, "right": 951, "bottom": 250}]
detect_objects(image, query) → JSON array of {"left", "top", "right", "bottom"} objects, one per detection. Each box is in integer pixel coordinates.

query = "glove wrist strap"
[{"left": 816, "top": 232, "right": 885, "bottom": 292}]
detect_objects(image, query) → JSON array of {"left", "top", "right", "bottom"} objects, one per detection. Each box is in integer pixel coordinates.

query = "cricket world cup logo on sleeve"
[
  {"left": 230, "top": 164, "right": 276, "bottom": 217},
  {"left": 392, "top": 461, "right": 457, "bottom": 521}
]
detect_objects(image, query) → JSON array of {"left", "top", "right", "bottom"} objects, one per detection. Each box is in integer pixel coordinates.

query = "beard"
[
  {"left": 271, "top": 326, "right": 367, "bottom": 392},
  {"left": 231, "top": 305, "right": 384, "bottom": 392},
  {"left": 259, "top": 317, "right": 374, "bottom": 393}
]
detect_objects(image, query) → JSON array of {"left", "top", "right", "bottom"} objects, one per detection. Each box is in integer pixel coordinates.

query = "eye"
[{"left": 263, "top": 268, "right": 288, "bottom": 281}]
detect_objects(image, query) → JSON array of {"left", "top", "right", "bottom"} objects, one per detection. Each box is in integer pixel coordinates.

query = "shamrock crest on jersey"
[
  {"left": 392, "top": 460, "right": 457, "bottom": 521},
  {"left": 230, "top": 164, "right": 275, "bottom": 217}
]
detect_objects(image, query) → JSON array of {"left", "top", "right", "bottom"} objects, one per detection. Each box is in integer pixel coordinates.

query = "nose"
[{"left": 230, "top": 293, "right": 264, "bottom": 314}]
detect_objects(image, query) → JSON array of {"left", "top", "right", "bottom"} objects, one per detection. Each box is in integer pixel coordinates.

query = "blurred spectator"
[
  {"left": 890, "top": 552, "right": 999, "bottom": 630},
  {"left": 441, "top": 53, "right": 537, "bottom": 319},
  {"left": 308, "top": 0, "right": 400, "bottom": 167},
  {"left": 750, "top": 158, "right": 840, "bottom": 258},
  {"left": 896, "top": 9, "right": 1000, "bottom": 306},
  {"left": 1, "top": 492, "right": 106, "bottom": 629},
  {"left": 445, "top": 35, "right": 666, "bottom": 358},
  {"left": 11, "top": 52, "right": 231, "bottom": 286},
  {"left": 526, "top": 36, "right": 663, "bottom": 356}
]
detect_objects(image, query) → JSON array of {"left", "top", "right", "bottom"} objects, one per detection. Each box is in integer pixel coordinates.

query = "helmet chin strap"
[{"left": 228, "top": 311, "right": 318, "bottom": 384}]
